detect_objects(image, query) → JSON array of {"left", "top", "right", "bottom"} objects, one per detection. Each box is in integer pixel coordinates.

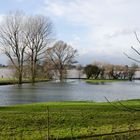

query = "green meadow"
[{"left": 0, "top": 100, "right": 140, "bottom": 139}]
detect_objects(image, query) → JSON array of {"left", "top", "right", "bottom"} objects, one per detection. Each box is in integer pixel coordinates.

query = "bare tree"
[
  {"left": 108, "top": 32, "right": 140, "bottom": 112},
  {"left": 0, "top": 11, "right": 27, "bottom": 84},
  {"left": 25, "top": 15, "right": 54, "bottom": 83},
  {"left": 45, "top": 40, "right": 77, "bottom": 81}
]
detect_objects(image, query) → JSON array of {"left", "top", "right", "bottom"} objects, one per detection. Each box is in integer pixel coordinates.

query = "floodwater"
[{"left": 0, "top": 80, "right": 140, "bottom": 106}]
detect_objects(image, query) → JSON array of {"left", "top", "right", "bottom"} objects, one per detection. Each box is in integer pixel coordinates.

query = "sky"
[{"left": 0, "top": 0, "right": 140, "bottom": 66}]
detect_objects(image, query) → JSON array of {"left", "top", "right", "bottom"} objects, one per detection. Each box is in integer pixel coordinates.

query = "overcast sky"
[{"left": 0, "top": 0, "right": 140, "bottom": 65}]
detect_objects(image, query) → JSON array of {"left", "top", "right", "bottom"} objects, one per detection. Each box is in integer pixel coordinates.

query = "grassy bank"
[
  {"left": 0, "top": 78, "right": 127, "bottom": 85},
  {"left": 0, "top": 100, "right": 140, "bottom": 139},
  {"left": 85, "top": 79, "right": 127, "bottom": 84},
  {"left": 0, "top": 78, "right": 49, "bottom": 85}
]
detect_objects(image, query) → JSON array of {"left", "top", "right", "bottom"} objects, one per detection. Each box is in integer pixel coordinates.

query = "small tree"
[
  {"left": 45, "top": 40, "right": 77, "bottom": 81},
  {"left": 84, "top": 65, "right": 93, "bottom": 79},
  {"left": 84, "top": 64, "right": 100, "bottom": 79}
]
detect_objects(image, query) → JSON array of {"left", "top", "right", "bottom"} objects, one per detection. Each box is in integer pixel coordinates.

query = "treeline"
[
  {"left": 84, "top": 62, "right": 138, "bottom": 81},
  {"left": 0, "top": 11, "right": 77, "bottom": 84}
]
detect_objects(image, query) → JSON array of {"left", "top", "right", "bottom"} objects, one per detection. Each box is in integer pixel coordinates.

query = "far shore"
[
  {"left": 0, "top": 78, "right": 131, "bottom": 86},
  {"left": 0, "top": 78, "right": 50, "bottom": 85},
  {"left": 0, "top": 78, "right": 137, "bottom": 86}
]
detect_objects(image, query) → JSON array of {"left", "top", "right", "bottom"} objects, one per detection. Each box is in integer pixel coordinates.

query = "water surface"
[{"left": 0, "top": 80, "right": 140, "bottom": 106}]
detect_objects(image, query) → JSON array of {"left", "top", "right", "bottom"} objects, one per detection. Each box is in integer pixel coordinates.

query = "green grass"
[
  {"left": 0, "top": 100, "right": 140, "bottom": 139},
  {"left": 85, "top": 79, "right": 127, "bottom": 84}
]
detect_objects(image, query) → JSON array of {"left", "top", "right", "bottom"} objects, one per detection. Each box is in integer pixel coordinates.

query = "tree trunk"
[
  {"left": 59, "top": 69, "right": 63, "bottom": 81},
  {"left": 31, "top": 69, "right": 36, "bottom": 83},
  {"left": 30, "top": 54, "right": 36, "bottom": 83},
  {"left": 18, "top": 69, "right": 23, "bottom": 85}
]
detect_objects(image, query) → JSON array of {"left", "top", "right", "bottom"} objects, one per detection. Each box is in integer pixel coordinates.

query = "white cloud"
[
  {"left": 42, "top": 0, "right": 140, "bottom": 65},
  {"left": 44, "top": 0, "right": 140, "bottom": 26},
  {"left": 44, "top": 0, "right": 101, "bottom": 25}
]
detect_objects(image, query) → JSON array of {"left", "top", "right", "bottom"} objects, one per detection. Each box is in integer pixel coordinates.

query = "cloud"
[
  {"left": 104, "top": 28, "right": 140, "bottom": 39},
  {"left": 43, "top": 0, "right": 102, "bottom": 26},
  {"left": 43, "top": 0, "right": 140, "bottom": 26},
  {"left": 40, "top": 0, "right": 140, "bottom": 65}
]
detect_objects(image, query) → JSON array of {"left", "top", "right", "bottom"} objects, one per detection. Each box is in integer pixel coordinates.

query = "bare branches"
[
  {"left": 124, "top": 52, "right": 140, "bottom": 63},
  {"left": 105, "top": 97, "right": 140, "bottom": 112},
  {"left": 131, "top": 46, "right": 140, "bottom": 56},
  {"left": 25, "top": 15, "right": 54, "bottom": 83},
  {"left": 124, "top": 32, "right": 140, "bottom": 64},
  {"left": 0, "top": 11, "right": 26, "bottom": 84},
  {"left": 134, "top": 31, "right": 140, "bottom": 44},
  {"left": 0, "top": 12, "right": 55, "bottom": 84},
  {"left": 45, "top": 40, "right": 77, "bottom": 80}
]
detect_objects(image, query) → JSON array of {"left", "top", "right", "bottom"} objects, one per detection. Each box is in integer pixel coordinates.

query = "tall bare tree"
[
  {"left": 46, "top": 40, "right": 77, "bottom": 81},
  {"left": 0, "top": 11, "right": 27, "bottom": 84},
  {"left": 25, "top": 15, "right": 54, "bottom": 83}
]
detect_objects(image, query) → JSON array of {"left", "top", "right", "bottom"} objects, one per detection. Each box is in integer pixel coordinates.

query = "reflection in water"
[{"left": 0, "top": 80, "right": 140, "bottom": 106}]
